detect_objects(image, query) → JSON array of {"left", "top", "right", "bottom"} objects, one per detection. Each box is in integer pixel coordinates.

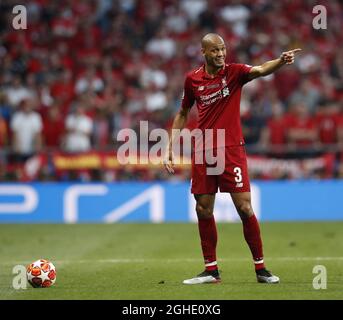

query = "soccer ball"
[{"left": 26, "top": 259, "right": 56, "bottom": 288}]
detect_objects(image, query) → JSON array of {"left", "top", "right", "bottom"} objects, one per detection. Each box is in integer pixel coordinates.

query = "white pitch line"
[
  {"left": 61, "top": 257, "right": 343, "bottom": 263},
  {"left": 2, "top": 257, "right": 343, "bottom": 265}
]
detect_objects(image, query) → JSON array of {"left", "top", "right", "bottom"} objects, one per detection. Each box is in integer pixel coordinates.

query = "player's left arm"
[{"left": 247, "top": 48, "right": 302, "bottom": 81}]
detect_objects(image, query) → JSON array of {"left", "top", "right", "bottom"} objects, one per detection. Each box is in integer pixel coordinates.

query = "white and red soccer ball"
[{"left": 26, "top": 259, "right": 56, "bottom": 288}]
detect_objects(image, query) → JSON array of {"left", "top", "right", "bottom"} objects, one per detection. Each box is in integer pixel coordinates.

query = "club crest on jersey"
[
  {"left": 222, "top": 87, "right": 230, "bottom": 97},
  {"left": 198, "top": 86, "right": 205, "bottom": 91}
]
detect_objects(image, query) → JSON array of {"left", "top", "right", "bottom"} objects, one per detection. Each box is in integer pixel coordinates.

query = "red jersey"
[
  {"left": 267, "top": 117, "right": 287, "bottom": 145},
  {"left": 315, "top": 113, "right": 339, "bottom": 144},
  {"left": 284, "top": 113, "right": 317, "bottom": 146},
  {"left": 181, "top": 63, "right": 252, "bottom": 149}
]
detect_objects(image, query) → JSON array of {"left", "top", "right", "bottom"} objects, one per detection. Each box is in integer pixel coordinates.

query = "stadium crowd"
[{"left": 0, "top": 0, "right": 343, "bottom": 181}]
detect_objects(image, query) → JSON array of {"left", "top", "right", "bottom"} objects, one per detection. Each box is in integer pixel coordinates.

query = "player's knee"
[
  {"left": 196, "top": 203, "right": 213, "bottom": 219},
  {"left": 235, "top": 200, "right": 253, "bottom": 218}
]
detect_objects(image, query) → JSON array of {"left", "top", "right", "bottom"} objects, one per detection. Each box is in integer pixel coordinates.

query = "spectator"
[
  {"left": 145, "top": 87, "right": 168, "bottom": 112},
  {"left": 140, "top": 61, "right": 167, "bottom": 90},
  {"left": 289, "top": 79, "right": 321, "bottom": 114},
  {"left": 337, "top": 104, "right": 343, "bottom": 147},
  {"left": 10, "top": 99, "right": 42, "bottom": 162},
  {"left": 220, "top": 3, "right": 250, "bottom": 38},
  {"left": 330, "top": 49, "right": 343, "bottom": 94},
  {"left": 0, "top": 113, "right": 8, "bottom": 165},
  {"left": 241, "top": 111, "right": 265, "bottom": 145},
  {"left": 259, "top": 102, "right": 287, "bottom": 153},
  {"left": 285, "top": 102, "right": 318, "bottom": 149},
  {"left": 42, "top": 103, "right": 65, "bottom": 148},
  {"left": 92, "top": 108, "right": 110, "bottom": 149},
  {"left": 64, "top": 105, "right": 93, "bottom": 152},
  {"left": 315, "top": 101, "right": 340, "bottom": 145},
  {"left": 180, "top": 0, "right": 207, "bottom": 21},
  {"left": 145, "top": 28, "right": 177, "bottom": 60},
  {"left": 5, "top": 76, "right": 36, "bottom": 108},
  {"left": 50, "top": 69, "right": 75, "bottom": 105},
  {"left": 0, "top": 91, "right": 11, "bottom": 122},
  {"left": 75, "top": 67, "right": 104, "bottom": 95},
  {"left": 165, "top": 5, "right": 189, "bottom": 34}
]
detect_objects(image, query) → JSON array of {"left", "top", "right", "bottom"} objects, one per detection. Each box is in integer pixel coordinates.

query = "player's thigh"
[
  {"left": 191, "top": 151, "right": 218, "bottom": 194},
  {"left": 218, "top": 146, "right": 251, "bottom": 193},
  {"left": 194, "top": 194, "right": 216, "bottom": 218}
]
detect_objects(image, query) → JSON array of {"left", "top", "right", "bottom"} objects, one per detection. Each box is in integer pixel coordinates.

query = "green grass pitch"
[{"left": 0, "top": 222, "right": 342, "bottom": 300}]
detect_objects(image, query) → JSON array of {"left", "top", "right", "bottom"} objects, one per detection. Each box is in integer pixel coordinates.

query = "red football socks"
[
  {"left": 197, "top": 214, "right": 265, "bottom": 272},
  {"left": 242, "top": 214, "right": 265, "bottom": 270},
  {"left": 198, "top": 216, "right": 218, "bottom": 271}
]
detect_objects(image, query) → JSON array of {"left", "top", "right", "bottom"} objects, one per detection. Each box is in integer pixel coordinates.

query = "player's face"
[{"left": 204, "top": 42, "right": 226, "bottom": 68}]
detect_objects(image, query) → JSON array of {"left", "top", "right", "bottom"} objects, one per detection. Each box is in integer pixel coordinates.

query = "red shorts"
[{"left": 191, "top": 146, "right": 251, "bottom": 194}]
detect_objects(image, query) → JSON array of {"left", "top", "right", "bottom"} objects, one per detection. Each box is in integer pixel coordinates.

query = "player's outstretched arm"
[
  {"left": 247, "top": 48, "right": 302, "bottom": 81},
  {"left": 164, "top": 108, "right": 190, "bottom": 174}
]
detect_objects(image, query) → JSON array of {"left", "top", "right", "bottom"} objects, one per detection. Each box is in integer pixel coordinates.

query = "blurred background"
[{"left": 0, "top": 0, "right": 342, "bottom": 222}]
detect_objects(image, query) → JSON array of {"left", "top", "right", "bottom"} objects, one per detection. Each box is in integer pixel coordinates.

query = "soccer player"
[{"left": 164, "top": 33, "right": 301, "bottom": 284}]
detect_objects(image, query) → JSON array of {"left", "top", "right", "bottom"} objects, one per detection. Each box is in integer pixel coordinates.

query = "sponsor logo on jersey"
[
  {"left": 206, "top": 84, "right": 220, "bottom": 89},
  {"left": 200, "top": 89, "right": 222, "bottom": 101},
  {"left": 236, "top": 182, "right": 243, "bottom": 188},
  {"left": 199, "top": 86, "right": 230, "bottom": 105}
]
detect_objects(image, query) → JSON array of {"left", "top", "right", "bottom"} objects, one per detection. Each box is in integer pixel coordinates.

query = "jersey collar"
[{"left": 202, "top": 64, "right": 227, "bottom": 79}]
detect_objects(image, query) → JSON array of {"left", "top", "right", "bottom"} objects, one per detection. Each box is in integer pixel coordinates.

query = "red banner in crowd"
[
  {"left": 51, "top": 152, "right": 185, "bottom": 169},
  {"left": 247, "top": 154, "right": 335, "bottom": 179},
  {"left": 19, "top": 151, "right": 336, "bottom": 181}
]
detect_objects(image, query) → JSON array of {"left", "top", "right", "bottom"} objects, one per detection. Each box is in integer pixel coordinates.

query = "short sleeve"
[
  {"left": 82, "top": 117, "right": 93, "bottom": 134},
  {"left": 180, "top": 75, "right": 195, "bottom": 111},
  {"left": 66, "top": 115, "right": 74, "bottom": 130},
  {"left": 235, "top": 63, "right": 253, "bottom": 85},
  {"left": 10, "top": 113, "right": 20, "bottom": 131},
  {"left": 33, "top": 114, "right": 43, "bottom": 133}
]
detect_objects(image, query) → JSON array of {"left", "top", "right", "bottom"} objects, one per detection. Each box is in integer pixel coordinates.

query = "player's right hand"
[{"left": 163, "top": 148, "right": 175, "bottom": 174}]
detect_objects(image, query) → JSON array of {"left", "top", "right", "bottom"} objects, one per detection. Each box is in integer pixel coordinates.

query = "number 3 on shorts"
[{"left": 233, "top": 167, "right": 242, "bottom": 182}]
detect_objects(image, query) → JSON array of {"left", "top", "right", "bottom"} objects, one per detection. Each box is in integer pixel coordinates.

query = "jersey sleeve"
[
  {"left": 235, "top": 63, "right": 253, "bottom": 86},
  {"left": 180, "top": 75, "right": 195, "bottom": 111}
]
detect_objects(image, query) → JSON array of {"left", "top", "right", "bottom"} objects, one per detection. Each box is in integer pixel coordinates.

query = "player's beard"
[{"left": 206, "top": 55, "right": 225, "bottom": 69}]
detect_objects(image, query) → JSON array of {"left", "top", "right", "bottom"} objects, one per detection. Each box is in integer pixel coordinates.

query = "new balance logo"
[{"left": 236, "top": 182, "right": 243, "bottom": 188}]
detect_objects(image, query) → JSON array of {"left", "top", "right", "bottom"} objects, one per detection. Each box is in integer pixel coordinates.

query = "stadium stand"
[{"left": 0, "top": 0, "right": 342, "bottom": 181}]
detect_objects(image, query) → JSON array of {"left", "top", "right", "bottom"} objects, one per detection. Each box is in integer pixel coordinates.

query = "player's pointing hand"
[{"left": 280, "top": 48, "right": 302, "bottom": 65}]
